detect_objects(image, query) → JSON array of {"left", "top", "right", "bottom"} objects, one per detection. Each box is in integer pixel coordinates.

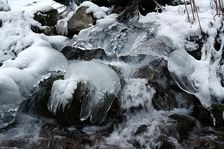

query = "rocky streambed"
[{"left": 1, "top": 0, "right": 224, "bottom": 149}]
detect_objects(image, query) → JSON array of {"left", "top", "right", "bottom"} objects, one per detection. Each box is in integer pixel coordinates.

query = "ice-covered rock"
[
  {"left": 2, "top": 46, "right": 68, "bottom": 77},
  {"left": 0, "top": 46, "right": 67, "bottom": 114},
  {"left": 48, "top": 60, "right": 121, "bottom": 124},
  {"left": 168, "top": 50, "right": 210, "bottom": 106},
  {"left": 69, "top": 22, "right": 156, "bottom": 56}
]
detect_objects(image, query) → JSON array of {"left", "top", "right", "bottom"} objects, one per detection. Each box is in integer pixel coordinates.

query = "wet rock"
[
  {"left": 34, "top": 6, "right": 59, "bottom": 26},
  {"left": 30, "top": 25, "right": 43, "bottom": 34},
  {"left": 156, "top": 135, "right": 176, "bottom": 149},
  {"left": 185, "top": 33, "right": 207, "bottom": 60},
  {"left": 18, "top": 72, "right": 64, "bottom": 118},
  {"left": 54, "top": 81, "right": 92, "bottom": 126},
  {"left": 67, "top": 6, "right": 95, "bottom": 37},
  {"left": 169, "top": 114, "right": 197, "bottom": 140},
  {"left": 191, "top": 104, "right": 214, "bottom": 127},
  {"left": 0, "top": 111, "right": 16, "bottom": 131},
  {"left": 43, "top": 26, "right": 57, "bottom": 36},
  {"left": 211, "top": 104, "right": 224, "bottom": 129},
  {"left": 152, "top": 86, "right": 178, "bottom": 111},
  {"left": 134, "top": 124, "right": 148, "bottom": 136},
  {"left": 134, "top": 59, "right": 178, "bottom": 111},
  {"left": 192, "top": 138, "right": 224, "bottom": 149},
  {"left": 62, "top": 46, "right": 108, "bottom": 60}
]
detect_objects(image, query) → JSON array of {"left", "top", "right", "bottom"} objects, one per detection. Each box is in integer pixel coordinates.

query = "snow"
[
  {"left": 79, "top": 1, "right": 109, "bottom": 19},
  {"left": 0, "top": 0, "right": 10, "bottom": 11}
]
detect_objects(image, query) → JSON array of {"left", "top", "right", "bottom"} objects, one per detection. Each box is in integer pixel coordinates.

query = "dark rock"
[
  {"left": 191, "top": 104, "right": 214, "bottom": 127},
  {"left": 134, "top": 59, "right": 178, "bottom": 111},
  {"left": 156, "top": 135, "right": 176, "bottom": 149},
  {"left": 67, "top": 6, "right": 95, "bottom": 37},
  {"left": 0, "top": 20, "right": 2, "bottom": 27},
  {"left": 52, "top": 81, "right": 88, "bottom": 126},
  {"left": 169, "top": 114, "right": 197, "bottom": 140},
  {"left": 152, "top": 86, "right": 178, "bottom": 111},
  {"left": 43, "top": 26, "right": 57, "bottom": 36},
  {"left": 54, "top": 0, "right": 70, "bottom": 5},
  {"left": 34, "top": 7, "right": 59, "bottom": 26},
  {"left": 18, "top": 72, "right": 64, "bottom": 118},
  {"left": 134, "top": 124, "right": 148, "bottom": 135},
  {"left": 62, "top": 46, "right": 108, "bottom": 60},
  {"left": 30, "top": 25, "right": 43, "bottom": 34},
  {"left": 211, "top": 104, "right": 224, "bottom": 129},
  {"left": 192, "top": 138, "right": 224, "bottom": 149}
]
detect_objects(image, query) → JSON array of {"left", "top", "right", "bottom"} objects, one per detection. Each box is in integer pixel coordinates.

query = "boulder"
[
  {"left": 48, "top": 61, "right": 121, "bottom": 125},
  {"left": 67, "top": 6, "right": 95, "bottom": 37},
  {"left": 34, "top": 6, "right": 59, "bottom": 26}
]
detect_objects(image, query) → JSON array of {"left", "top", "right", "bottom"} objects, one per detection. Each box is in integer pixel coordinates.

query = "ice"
[
  {"left": 168, "top": 50, "right": 210, "bottom": 106},
  {"left": 48, "top": 60, "right": 121, "bottom": 123},
  {"left": 70, "top": 22, "right": 155, "bottom": 56},
  {"left": 48, "top": 79, "right": 78, "bottom": 114}
]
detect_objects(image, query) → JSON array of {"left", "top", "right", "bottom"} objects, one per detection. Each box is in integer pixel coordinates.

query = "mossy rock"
[{"left": 34, "top": 7, "right": 59, "bottom": 26}]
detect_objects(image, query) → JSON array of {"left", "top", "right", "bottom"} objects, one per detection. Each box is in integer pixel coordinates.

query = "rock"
[
  {"left": 53, "top": 81, "right": 90, "bottom": 126},
  {"left": 62, "top": 46, "right": 109, "bottom": 60},
  {"left": 54, "top": 0, "right": 70, "bottom": 5},
  {"left": 192, "top": 138, "right": 224, "bottom": 149},
  {"left": 191, "top": 104, "right": 214, "bottom": 127},
  {"left": 30, "top": 25, "right": 43, "bottom": 34},
  {"left": 34, "top": 6, "right": 59, "bottom": 26},
  {"left": 0, "top": 20, "right": 2, "bottom": 27},
  {"left": 67, "top": 6, "right": 95, "bottom": 37},
  {"left": 152, "top": 86, "right": 178, "bottom": 111},
  {"left": 211, "top": 104, "right": 224, "bottom": 129},
  {"left": 43, "top": 26, "right": 57, "bottom": 36},
  {"left": 48, "top": 61, "right": 121, "bottom": 125},
  {"left": 134, "top": 59, "right": 178, "bottom": 111},
  {"left": 156, "top": 135, "right": 176, "bottom": 149},
  {"left": 134, "top": 124, "right": 148, "bottom": 136},
  {"left": 169, "top": 114, "right": 197, "bottom": 140},
  {"left": 18, "top": 72, "right": 64, "bottom": 118}
]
